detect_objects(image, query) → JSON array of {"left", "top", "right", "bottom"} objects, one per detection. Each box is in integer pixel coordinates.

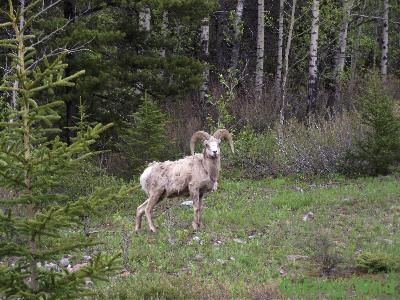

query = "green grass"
[{"left": 91, "top": 175, "right": 400, "bottom": 299}]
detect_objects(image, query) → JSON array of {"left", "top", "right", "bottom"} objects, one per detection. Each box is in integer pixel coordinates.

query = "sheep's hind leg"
[
  {"left": 135, "top": 200, "right": 148, "bottom": 232},
  {"left": 144, "top": 191, "right": 162, "bottom": 233},
  {"left": 191, "top": 191, "right": 203, "bottom": 230}
]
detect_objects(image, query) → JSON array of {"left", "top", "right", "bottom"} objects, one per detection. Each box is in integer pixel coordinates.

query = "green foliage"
[
  {"left": 311, "top": 233, "right": 343, "bottom": 276},
  {"left": 356, "top": 251, "right": 396, "bottom": 273},
  {"left": 224, "top": 128, "right": 277, "bottom": 178},
  {"left": 350, "top": 74, "right": 400, "bottom": 175},
  {"left": 0, "top": 2, "right": 130, "bottom": 297},
  {"left": 207, "top": 71, "right": 237, "bottom": 131},
  {"left": 118, "top": 93, "right": 169, "bottom": 176}
]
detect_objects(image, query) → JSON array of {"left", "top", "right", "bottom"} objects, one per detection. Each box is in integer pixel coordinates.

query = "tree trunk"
[
  {"left": 380, "top": 0, "right": 389, "bottom": 81},
  {"left": 139, "top": 4, "right": 151, "bottom": 34},
  {"left": 330, "top": 0, "right": 353, "bottom": 114},
  {"left": 255, "top": 0, "right": 265, "bottom": 98},
  {"left": 280, "top": 0, "right": 296, "bottom": 126},
  {"left": 230, "top": 0, "right": 245, "bottom": 71},
  {"left": 216, "top": 11, "right": 225, "bottom": 69},
  {"left": 275, "top": 0, "right": 284, "bottom": 100},
  {"left": 64, "top": 0, "right": 76, "bottom": 145},
  {"left": 307, "top": 0, "right": 320, "bottom": 118},
  {"left": 200, "top": 17, "right": 210, "bottom": 103},
  {"left": 160, "top": 11, "right": 168, "bottom": 58}
]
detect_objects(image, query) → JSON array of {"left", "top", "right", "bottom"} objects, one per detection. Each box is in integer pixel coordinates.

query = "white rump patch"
[{"left": 140, "top": 166, "right": 153, "bottom": 194}]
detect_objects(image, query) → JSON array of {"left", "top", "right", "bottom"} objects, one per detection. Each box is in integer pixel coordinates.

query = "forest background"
[{"left": 1, "top": 0, "right": 400, "bottom": 298}]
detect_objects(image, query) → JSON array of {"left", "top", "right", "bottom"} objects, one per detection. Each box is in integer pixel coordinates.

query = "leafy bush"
[
  {"left": 223, "top": 128, "right": 277, "bottom": 178},
  {"left": 348, "top": 74, "right": 400, "bottom": 175},
  {"left": 356, "top": 251, "right": 396, "bottom": 273},
  {"left": 118, "top": 93, "right": 170, "bottom": 177}
]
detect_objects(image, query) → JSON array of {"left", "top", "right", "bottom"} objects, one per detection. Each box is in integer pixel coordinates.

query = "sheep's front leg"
[
  {"left": 135, "top": 200, "right": 148, "bottom": 232},
  {"left": 191, "top": 191, "right": 203, "bottom": 230}
]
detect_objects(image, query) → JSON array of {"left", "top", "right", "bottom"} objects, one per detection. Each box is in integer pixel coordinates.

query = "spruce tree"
[
  {"left": 118, "top": 93, "right": 169, "bottom": 176},
  {"left": 351, "top": 74, "right": 400, "bottom": 175},
  {"left": 0, "top": 1, "right": 129, "bottom": 297}
]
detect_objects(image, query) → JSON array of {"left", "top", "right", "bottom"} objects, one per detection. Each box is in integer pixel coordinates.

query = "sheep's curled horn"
[{"left": 190, "top": 129, "right": 234, "bottom": 155}]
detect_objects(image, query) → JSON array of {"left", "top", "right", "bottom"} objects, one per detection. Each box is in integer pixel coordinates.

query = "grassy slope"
[{"left": 95, "top": 175, "right": 400, "bottom": 299}]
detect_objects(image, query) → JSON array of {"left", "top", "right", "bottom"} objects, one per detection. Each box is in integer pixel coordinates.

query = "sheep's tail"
[{"left": 140, "top": 165, "right": 154, "bottom": 195}]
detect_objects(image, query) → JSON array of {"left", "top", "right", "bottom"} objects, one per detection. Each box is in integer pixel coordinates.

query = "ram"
[{"left": 135, "top": 129, "right": 234, "bottom": 232}]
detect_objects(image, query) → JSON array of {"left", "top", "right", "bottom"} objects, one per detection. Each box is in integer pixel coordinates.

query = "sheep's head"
[{"left": 190, "top": 129, "right": 234, "bottom": 158}]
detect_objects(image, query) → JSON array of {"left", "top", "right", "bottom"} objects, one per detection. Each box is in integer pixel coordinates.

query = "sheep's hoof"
[
  {"left": 192, "top": 222, "right": 202, "bottom": 231},
  {"left": 150, "top": 227, "right": 157, "bottom": 233}
]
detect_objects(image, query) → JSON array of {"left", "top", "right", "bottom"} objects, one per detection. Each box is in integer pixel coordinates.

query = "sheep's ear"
[{"left": 203, "top": 140, "right": 208, "bottom": 146}]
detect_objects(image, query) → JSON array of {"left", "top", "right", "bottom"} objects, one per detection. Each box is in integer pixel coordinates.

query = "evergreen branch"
[
  {"left": 23, "top": 0, "right": 63, "bottom": 32},
  {"left": 29, "top": 70, "right": 86, "bottom": 94},
  {"left": 40, "top": 241, "right": 100, "bottom": 258},
  {"left": 76, "top": 1, "right": 120, "bottom": 19},
  {"left": 0, "top": 170, "right": 23, "bottom": 186},
  {"left": 31, "top": 19, "right": 72, "bottom": 48}
]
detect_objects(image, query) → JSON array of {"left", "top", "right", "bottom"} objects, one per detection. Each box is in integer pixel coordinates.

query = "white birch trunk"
[
  {"left": 160, "top": 11, "right": 168, "bottom": 58},
  {"left": 200, "top": 17, "right": 210, "bottom": 102},
  {"left": 335, "top": 1, "right": 353, "bottom": 74},
  {"left": 307, "top": 0, "right": 320, "bottom": 116},
  {"left": 255, "top": 0, "right": 265, "bottom": 98},
  {"left": 333, "top": 0, "right": 353, "bottom": 110},
  {"left": 139, "top": 5, "right": 151, "bottom": 33},
  {"left": 136, "top": 5, "right": 151, "bottom": 93},
  {"left": 280, "top": 0, "right": 296, "bottom": 125},
  {"left": 231, "top": 0, "right": 245, "bottom": 71},
  {"left": 380, "top": 0, "right": 389, "bottom": 81},
  {"left": 275, "top": 0, "right": 284, "bottom": 98}
]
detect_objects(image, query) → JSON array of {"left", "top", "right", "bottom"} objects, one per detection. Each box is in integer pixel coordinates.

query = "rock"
[
  {"left": 286, "top": 255, "right": 309, "bottom": 262},
  {"left": 120, "top": 270, "right": 131, "bottom": 278},
  {"left": 168, "top": 238, "right": 177, "bottom": 245},
  {"left": 44, "top": 262, "right": 60, "bottom": 271},
  {"left": 302, "top": 212, "right": 314, "bottom": 221},
  {"left": 230, "top": 256, "right": 235, "bottom": 261},
  {"left": 233, "top": 238, "right": 246, "bottom": 244},
  {"left": 67, "top": 262, "right": 88, "bottom": 273},
  {"left": 194, "top": 253, "right": 204, "bottom": 260},
  {"left": 181, "top": 200, "right": 193, "bottom": 206},
  {"left": 279, "top": 266, "right": 287, "bottom": 277},
  {"left": 213, "top": 240, "right": 223, "bottom": 246},
  {"left": 382, "top": 239, "right": 393, "bottom": 245},
  {"left": 190, "top": 235, "right": 203, "bottom": 245},
  {"left": 83, "top": 255, "right": 92, "bottom": 262},
  {"left": 59, "top": 257, "right": 70, "bottom": 267}
]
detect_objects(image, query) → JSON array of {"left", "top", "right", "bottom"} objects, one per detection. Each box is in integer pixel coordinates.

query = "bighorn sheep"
[{"left": 135, "top": 129, "right": 234, "bottom": 232}]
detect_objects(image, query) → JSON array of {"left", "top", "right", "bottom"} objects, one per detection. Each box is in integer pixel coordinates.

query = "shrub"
[
  {"left": 223, "top": 128, "right": 277, "bottom": 178},
  {"left": 349, "top": 74, "right": 400, "bottom": 175},
  {"left": 356, "top": 251, "right": 396, "bottom": 273},
  {"left": 118, "top": 93, "right": 170, "bottom": 177},
  {"left": 311, "top": 234, "right": 343, "bottom": 276},
  {"left": 275, "top": 115, "right": 357, "bottom": 176}
]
